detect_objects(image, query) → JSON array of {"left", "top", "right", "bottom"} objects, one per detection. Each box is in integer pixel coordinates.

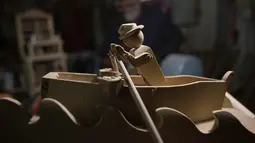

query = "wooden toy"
[
  {"left": 1, "top": 23, "right": 255, "bottom": 143},
  {"left": 38, "top": 23, "right": 255, "bottom": 143}
]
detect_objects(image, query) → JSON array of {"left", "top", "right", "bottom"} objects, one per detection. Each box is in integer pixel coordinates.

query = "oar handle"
[{"left": 115, "top": 58, "right": 164, "bottom": 143}]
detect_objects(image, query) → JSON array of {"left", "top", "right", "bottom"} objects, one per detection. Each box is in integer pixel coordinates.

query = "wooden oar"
[
  {"left": 108, "top": 51, "right": 120, "bottom": 76},
  {"left": 114, "top": 55, "right": 164, "bottom": 143}
]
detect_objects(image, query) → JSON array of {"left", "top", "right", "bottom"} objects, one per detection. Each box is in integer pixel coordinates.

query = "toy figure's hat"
[{"left": 118, "top": 23, "right": 144, "bottom": 40}]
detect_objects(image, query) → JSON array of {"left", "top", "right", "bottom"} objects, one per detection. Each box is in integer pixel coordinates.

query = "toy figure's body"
[
  {"left": 111, "top": 23, "right": 168, "bottom": 86},
  {"left": 129, "top": 45, "right": 168, "bottom": 85}
]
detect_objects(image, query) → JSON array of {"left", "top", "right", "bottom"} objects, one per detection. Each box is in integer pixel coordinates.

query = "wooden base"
[{"left": 0, "top": 97, "right": 255, "bottom": 143}]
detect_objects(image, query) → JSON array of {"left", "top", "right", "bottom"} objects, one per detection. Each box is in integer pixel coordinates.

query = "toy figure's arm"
[{"left": 110, "top": 43, "right": 152, "bottom": 67}]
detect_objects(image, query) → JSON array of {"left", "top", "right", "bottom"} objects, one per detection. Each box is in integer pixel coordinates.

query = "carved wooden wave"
[
  {"left": 1, "top": 97, "right": 255, "bottom": 143},
  {"left": 0, "top": 98, "right": 32, "bottom": 143}
]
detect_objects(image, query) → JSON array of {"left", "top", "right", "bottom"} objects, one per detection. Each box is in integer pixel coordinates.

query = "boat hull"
[{"left": 41, "top": 72, "right": 227, "bottom": 126}]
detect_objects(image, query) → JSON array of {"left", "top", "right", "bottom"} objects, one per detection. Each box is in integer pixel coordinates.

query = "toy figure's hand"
[
  {"left": 110, "top": 43, "right": 130, "bottom": 62},
  {"left": 110, "top": 43, "right": 153, "bottom": 66},
  {"left": 110, "top": 43, "right": 128, "bottom": 57}
]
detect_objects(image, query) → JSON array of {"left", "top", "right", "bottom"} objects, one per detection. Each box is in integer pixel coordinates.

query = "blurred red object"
[{"left": 32, "top": 96, "right": 42, "bottom": 115}]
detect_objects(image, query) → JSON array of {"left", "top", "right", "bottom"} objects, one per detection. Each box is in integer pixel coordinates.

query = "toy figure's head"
[{"left": 118, "top": 23, "right": 144, "bottom": 49}]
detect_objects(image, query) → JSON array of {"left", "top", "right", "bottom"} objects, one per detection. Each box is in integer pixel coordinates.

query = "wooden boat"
[
  {"left": 41, "top": 70, "right": 237, "bottom": 129},
  {"left": 39, "top": 20, "right": 255, "bottom": 140}
]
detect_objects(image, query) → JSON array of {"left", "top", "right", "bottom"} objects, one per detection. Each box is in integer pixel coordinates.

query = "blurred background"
[{"left": 0, "top": 0, "right": 255, "bottom": 113}]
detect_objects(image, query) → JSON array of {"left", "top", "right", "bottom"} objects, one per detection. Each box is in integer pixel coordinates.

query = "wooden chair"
[{"left": 15, "top": 9, "right": 67, "bottom": 96}]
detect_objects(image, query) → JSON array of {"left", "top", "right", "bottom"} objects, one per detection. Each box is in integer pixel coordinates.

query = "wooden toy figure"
[{"left": 111, "top": 23, "right": 168, "bottom": 86}]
